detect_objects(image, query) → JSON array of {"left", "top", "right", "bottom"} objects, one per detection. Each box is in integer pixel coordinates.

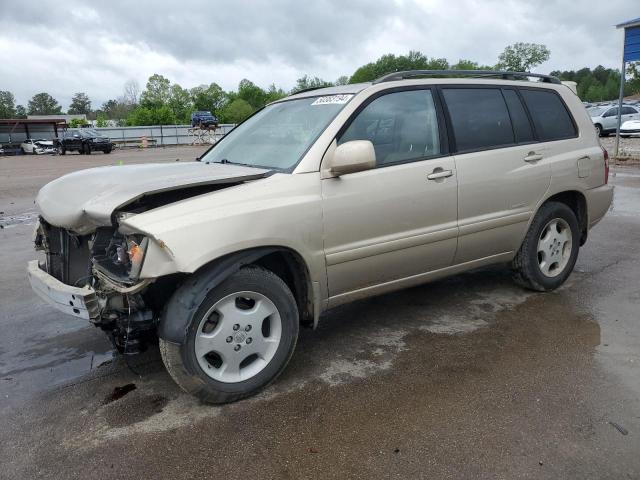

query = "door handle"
[
  {"left": 427, "top": 169, "right": 453, "bottom": 180},
  {"left": 524, "top": 152, "right": 543, "bottom": 163}
]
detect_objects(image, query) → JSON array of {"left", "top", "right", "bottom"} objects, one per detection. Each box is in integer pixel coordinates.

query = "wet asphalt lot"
[{"left": 0, "top": 147, "right": 639, "bottom": 479}]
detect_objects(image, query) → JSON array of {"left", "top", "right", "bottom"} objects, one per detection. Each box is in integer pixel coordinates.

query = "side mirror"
[{"left": 325, "top": 140, "right": 376, "bottom": 177}]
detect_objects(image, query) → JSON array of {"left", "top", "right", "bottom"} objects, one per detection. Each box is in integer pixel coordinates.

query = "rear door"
[
  {"left": 321, "top": 88, "right": 458, "bottom": 302},
  {"left": 601, "top": 107, "right": 618, "bottom": 131},
  {"left": 441, "top": 86, "right": 551, "bottom": 264},
  {"left": 622, "top": 106, "right": 640, "bottom": 122}
]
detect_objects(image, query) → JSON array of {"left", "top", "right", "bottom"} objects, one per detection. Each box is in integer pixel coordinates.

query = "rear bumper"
[
  {"left": 586, "top": 184, "right": 614, "bottom": 228},
  {"left": 27, "top": 260, "right": 100, "bottom": 320}
]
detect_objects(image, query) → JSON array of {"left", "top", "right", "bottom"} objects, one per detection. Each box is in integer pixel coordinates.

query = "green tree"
[
  {"left": 95, "top": 113, "right": 108, "bottom": 127},
  {"left": 0, "top": 91, "right": 16, "bottom": 118},
  {"left": 219, "top": 98, "right": 254, "bottom": 123},
  {"left": 126, "top": 105, "right": 176, "bottom": 126},
  {"left": 15, "top": 104, "right": 26, "bottom": 118},
  {"left": 265, "top": 84, "right": 287, "bottom": 103},
  {"left": 496, "top": 42, "right": 550, "bottom": 72},
  {"left": 335, "top": 75, "right": 350, "bottom": 86},
  {"left": 349, "top": 51, "right": 449, "bottom": 83},
  {"left": 291, "top": 75, "right": 333, "bottom": 93},
  {"left": 67, "top": 92, "right": 92, "bottom": 114},
  {"left": 68, "top": 118, "right": 89, "bottom": 128},
  {"left": 140, "top": 74, "right": 171, "bottom": 109},
  {"left": 236, "top": 79, "right": 268, "bottom": 110},
  {"left": 101, "top": 98, "right": 134, "bottom": 121},
  {"left": 28, "top": 92, "right": 63, "bottom": 115},
  {"left": 190, "top": 83, "right": 227, "bottom": 113},
  {"left": 451, "top": 59, "right": 492, "bottom": 70},
  {"left": 168, "top": 84, "right": 193, "bottom": 123}
]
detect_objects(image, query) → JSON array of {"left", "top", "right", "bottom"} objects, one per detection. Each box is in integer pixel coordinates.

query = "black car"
[{"left": 56, "top": 129, "right": 113, "bottom": 155}]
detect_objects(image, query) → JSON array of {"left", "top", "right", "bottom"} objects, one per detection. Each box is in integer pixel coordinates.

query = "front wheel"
[
  {"left": 512, "top": 201, "right": 580, "bottom": 291},
  {"left": 57, "top": 145, "right": 65, "bottom": 155},
  {"left": 160, "top": 266, "right": 299, "bottom": 404},
  {"left": 84, "top": 143, "right": 91, "bottom": 155},
  {"left": 595, "top": 124, "right": 604, "bottom": 137}
]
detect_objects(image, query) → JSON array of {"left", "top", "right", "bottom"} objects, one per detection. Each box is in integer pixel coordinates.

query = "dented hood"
[{"left": 36, "top": 161, "right": 269, "bottom": 233}]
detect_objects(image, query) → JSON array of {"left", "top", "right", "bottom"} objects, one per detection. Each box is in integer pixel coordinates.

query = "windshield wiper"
[{"left": 212, "top": 158, "right": 256, "bottom": 167}]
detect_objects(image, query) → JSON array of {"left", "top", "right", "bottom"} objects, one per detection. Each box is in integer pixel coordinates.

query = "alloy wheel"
[{"left": 194, "top": 291, "right": 282, "bottom": 383}]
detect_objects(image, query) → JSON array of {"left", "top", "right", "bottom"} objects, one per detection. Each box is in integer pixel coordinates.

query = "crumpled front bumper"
[{"left": 27, "top": 260, "right": 100, "bottom": 320}]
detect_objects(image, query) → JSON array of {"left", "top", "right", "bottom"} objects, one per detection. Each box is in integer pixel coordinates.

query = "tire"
[
  {"left": 84, "top": 143, "right": 91, "bottom": 155},
  {"left": 104, "top": 147, "right": 112, "bottom": 154},
  {"left": 512, "top": 201, "right": 580, "bottom": 292},
  {"left": 20, "top": 147, "right": 26, "bottom": 155},
  {"left": 159, "top": 266, "right": 299, "bottom": 404},
  {"left": 57, "top": 145, "right": 66, "bottom": 155},
  {"left": 594, "top": 124, "right": 603, "bottom": 137}
]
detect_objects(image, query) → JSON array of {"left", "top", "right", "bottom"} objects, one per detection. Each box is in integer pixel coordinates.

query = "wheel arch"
[
  {"left": 158, "top": 246, "right": 316, "bottom": 345},
  {"left": 540, "top": 190, "right": 588, "bottom": 245}
]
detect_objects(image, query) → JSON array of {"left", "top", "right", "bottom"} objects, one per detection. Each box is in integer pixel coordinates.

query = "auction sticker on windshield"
[{"left": 311, "top": 94, "right": 353, "bottom": 105}]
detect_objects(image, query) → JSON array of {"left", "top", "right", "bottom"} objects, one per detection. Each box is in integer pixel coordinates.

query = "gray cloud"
[{"left": 0, "top": 0, "right": 633, "bottom": 109}]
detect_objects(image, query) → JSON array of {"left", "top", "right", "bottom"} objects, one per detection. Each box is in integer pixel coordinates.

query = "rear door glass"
[{"left": 442, "top": 88, "right": 514, "bottom": 152}]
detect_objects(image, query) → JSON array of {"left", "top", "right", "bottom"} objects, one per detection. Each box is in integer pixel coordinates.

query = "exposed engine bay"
[{"left": 34, "top": 219, "right": 160, "bottom": 353}]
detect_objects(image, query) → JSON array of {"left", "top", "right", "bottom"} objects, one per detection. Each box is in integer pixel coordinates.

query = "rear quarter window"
[{"left": 520, "top": 89, "right": 577, "bottom": 141}]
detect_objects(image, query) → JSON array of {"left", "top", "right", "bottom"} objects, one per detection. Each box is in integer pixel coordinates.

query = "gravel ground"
[{"left": 600, "top": 135, "right": 640, "bottom": 161}]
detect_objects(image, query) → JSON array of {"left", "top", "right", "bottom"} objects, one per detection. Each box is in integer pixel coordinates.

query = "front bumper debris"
[{"left": 27, "top": 260, "right": 100, "bottom": 320}]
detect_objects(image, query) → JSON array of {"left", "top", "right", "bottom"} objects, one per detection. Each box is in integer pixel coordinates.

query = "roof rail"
[{"left": 373, "top": 70, "right": 562, "bottom": 85}]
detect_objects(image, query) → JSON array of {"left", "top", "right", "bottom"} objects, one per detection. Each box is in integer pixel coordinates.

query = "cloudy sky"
[{"left": 0, "top": 0, "right": 633, "bottom": 109}]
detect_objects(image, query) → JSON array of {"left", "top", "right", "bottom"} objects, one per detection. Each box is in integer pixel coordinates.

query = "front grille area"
[{"left": 43, "top": 223, "right": 91, "bottom": 286}]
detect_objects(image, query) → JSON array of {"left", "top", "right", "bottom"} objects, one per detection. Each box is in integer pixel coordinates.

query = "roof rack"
[{"left": 373, "top": 70, "right": 562, "bottom": 85}]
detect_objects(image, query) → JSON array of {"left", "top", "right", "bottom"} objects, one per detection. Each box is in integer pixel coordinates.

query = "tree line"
[{"left": 1, "top": 43, "right": 639, "bottom": 126}]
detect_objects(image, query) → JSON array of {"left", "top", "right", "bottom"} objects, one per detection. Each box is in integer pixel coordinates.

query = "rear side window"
[
  {"left": 442, "top": 88, "right": 514, "bottom": 151},
  {"left": 339, "top": 89, "right": 441, "bottom": 166},
  {"left": 520, "top": 89, "right": 577, "bottom": 141},
  {"left": 621, "top": 106, "right": 638, "bottom": 115},
  {"left": 503, "top": 89, "right": 534, "bottom": 143}
]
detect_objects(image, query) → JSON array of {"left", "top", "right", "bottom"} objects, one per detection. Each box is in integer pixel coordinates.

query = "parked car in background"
[
  {"left": 0, "top": 144, "right": 4, "bottom": 155},
  {"left": 56, "top": 128, "right": 113, "bottom": 155},
  {"left": 621, "top": 119, "right": 640, "bottom": 137},
  {"left": 20, "top": 139, "right": 56, "bottom": 155},
  {"left": 589, "top": 104, "right": 640, "bottom": 136},
  {"left": 29, "top": 70, "right": 613, "bottom": 404},
  {"left": 191, "top": 111, "right": 219, "bottom": 128}
]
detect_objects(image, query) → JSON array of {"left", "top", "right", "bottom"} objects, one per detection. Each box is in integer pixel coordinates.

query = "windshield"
[
  {"left": 80, "top": 129, "right": 99, "bottom": 137},
  {"left": 588, "top": 107, "right": 606, "bottom": 117},
  {"left": 200, "top": 95, "right": 353, "bottom": 170}
]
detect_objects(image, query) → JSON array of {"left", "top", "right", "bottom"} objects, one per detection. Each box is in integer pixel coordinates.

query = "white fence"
[{"left": 94, "top": 124, "right": 236, "bottom": 147}]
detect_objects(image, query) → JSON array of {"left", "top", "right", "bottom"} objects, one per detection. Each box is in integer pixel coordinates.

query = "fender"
[{"left": 158, "top": 247, "right": 278, "bottom": 344}]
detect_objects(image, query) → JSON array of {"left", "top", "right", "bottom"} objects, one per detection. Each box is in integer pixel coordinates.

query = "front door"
[{"left": 321, "top": 88, "right": 458, "bottom": 302}]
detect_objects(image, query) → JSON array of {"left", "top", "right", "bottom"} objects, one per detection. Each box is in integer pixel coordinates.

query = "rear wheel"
[
  {"left": 84, "top": 143, "right": 91, "bottom": 155},
  {"left": 160, "top": 266, "right": 299, "bottom": 404},
  {"left": 512, "top": 201, "right": 580, "bottom": 291}
]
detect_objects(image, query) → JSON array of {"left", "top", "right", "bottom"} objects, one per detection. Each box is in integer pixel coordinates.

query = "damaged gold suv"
[{"left": 29, "top": 71, "right": 613, "bottom": 403}]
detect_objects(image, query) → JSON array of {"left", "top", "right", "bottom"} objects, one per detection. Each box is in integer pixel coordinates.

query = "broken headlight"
[{"left": 93, "top": 231, "right": 149, "bottom": 282}]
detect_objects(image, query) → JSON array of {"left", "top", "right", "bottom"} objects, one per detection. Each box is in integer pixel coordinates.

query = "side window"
[
  {"left": 520, "top": 89, "right": 577, "bottom": 141},
  {"left": 443, "top": 88, "right": 514, "bottom": 151},
  {"left": 603, "top": 108, "right": 618, "bottom": 118},
  {"left": 502, "top": 89, "right": 534, "bottom": 143},
  {"left": 339, "top": 89, "right": 441, "bottom": 166},
  {"left": 622, "top": 106, "right": 637, "bottom": 115}
]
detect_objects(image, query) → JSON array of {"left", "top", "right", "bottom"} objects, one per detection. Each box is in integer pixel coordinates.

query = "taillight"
[{"left": 601, "top": 145, "right": 609, "bottom": 184}]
